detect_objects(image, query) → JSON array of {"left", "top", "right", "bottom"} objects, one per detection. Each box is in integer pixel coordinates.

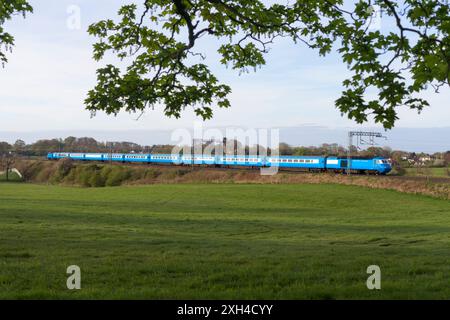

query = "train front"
[{"left": 374, "top": 158, "right": 392, "bottom": 175}]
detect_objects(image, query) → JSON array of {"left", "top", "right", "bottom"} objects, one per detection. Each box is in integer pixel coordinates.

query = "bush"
[
  {"left": 17, "top": 161, "right": 44, "bottom": 181},
  {"left": 175, "top": 169, "right": 190, "bottom": 177},
  {"left": 58, "top": 158, "right": 74, "bottom": 176},
  {"left": 64, "top": 164, "right": 100, "bottom": 187},
  {"left": 100, "top": 166, "right": 114, "bottom": 180},
  {"left": 391, "top": 165, "right": 406, "bottom": 176},
  {"left": 105, "top": 166, "right": 131, "bottom": 186},
  {"left": 432, "top": 159, "right": 445, "bottom": 167},
  {"left": 144, "top": 168, "right": 161, "bottom": 179},
  {"left": 50, "top": 159, "right": 74, "bottom": 183},
  {"left": 89, "top": 171, "right": 105, "bottom": 187}
]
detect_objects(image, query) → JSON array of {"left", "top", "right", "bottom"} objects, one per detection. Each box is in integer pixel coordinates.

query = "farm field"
[
  {"left": 404, "top": 167, "right": 450, "bottom": 177},
  {"left": 0, "top": 183, "right": 449, "bottom": 299}
]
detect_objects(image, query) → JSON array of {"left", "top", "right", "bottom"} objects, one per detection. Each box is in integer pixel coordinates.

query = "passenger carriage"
[
  {"left": 180, "top": 154, "right": 216, "bottom": 165},
  {"left": 123, "top": 154, "right": 150, "bottom": 163},
  {"left": 217, "top": 156, "right": 264, "bottom": 167},
  {"left": 102, "top": 154, "right": 126, "bottom": 162},
  {"left": 265, "top": 156, "right": 325, "bottom": 170},
  {"left": 150, "top": 154, "right": 179, "bottom": 165},
  {"left": 47, "top": 152, "right": 391, "bottom": 174},
  {"left": 81, "top": 153, "right": 103, "bottom": 161}
]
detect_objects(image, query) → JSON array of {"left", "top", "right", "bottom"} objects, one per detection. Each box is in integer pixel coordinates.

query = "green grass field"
[
  {"left": 404, "top": 167, "right": 450, "bottom": 177},
  {"left": 0, "top": 172, "right": 21, "bottom": 182},
  {"left": 0, "top": 183, "right": 449, "bottom": 299}
]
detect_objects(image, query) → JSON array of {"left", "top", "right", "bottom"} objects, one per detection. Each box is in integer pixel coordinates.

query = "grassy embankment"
[
  {"left": 0, "top": 183, "right": 449, "bottom": 299},
  {"left": 10, "top": 159, "right": 450, "bottom": 199}
]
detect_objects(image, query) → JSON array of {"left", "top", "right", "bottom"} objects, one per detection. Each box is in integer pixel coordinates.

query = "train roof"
[{"left": 334, "top": 156, "right": 387, "bottom": 160}]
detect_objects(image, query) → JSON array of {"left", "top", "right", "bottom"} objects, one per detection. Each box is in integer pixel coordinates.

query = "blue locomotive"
[{"left": 47, "top": 152, "right": 391, "bottom": 175}]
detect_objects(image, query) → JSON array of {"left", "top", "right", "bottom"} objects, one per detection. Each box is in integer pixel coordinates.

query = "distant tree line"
[
  {"left": 0, "top": 137, "right": 173, "bottom": 156},
  {"left": 0, "top": 137, "right": 449, "bottom": 167}
]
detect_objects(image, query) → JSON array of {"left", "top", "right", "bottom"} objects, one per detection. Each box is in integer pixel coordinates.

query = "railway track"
[
  {"left": 26, "top": 158, "right": 450, "bottom": 184},
  {"left": 102, "top": 161, "right": 450, "bottom": 184}
]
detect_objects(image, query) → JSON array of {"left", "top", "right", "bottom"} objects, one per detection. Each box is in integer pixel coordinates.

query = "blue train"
[{"left": 47, "top": 152, "right": 392, "bottom": 174}]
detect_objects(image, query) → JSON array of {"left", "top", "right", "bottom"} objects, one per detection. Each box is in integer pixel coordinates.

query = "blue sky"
[{"left": 0, "top": 0, "right": 449, "bottom": 151}]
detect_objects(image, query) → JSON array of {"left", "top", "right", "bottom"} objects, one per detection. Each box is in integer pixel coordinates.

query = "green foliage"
[
  {"left": 174, "top": 168, "right": 190, "bottom": 176},
  {"left": 87, "top": 0, "right": 449, "bottom": 128},
  {"left": 144, "top": 168, "right": 161, "bottom": 179},
  {"left": 51, "top": 158, "right": 74, "bottom": 183},
  {"left": 60, "top": 164, "right": 132, "bottom": 187},
  {"left": 79, "top": 164, "right": 101, "bottom": 187},
  {"left": 391, "top": 165, "right": 406, "bottom": 176},
  {"left": 0, "top": 171, "right": 21, "bottom": 182},
  {"left": 104, "top": 166, "right": 132, "bottom": 186},
  {"left": 0, "top": 0, "right": 32, "bottom": 66},
  {"left": 89, "top": 171, "right": 106, "bottom": 187}
]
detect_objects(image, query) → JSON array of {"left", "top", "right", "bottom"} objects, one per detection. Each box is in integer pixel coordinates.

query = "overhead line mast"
[{"left": 347, "top": 131, "right": 387, "bottom": 175}]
